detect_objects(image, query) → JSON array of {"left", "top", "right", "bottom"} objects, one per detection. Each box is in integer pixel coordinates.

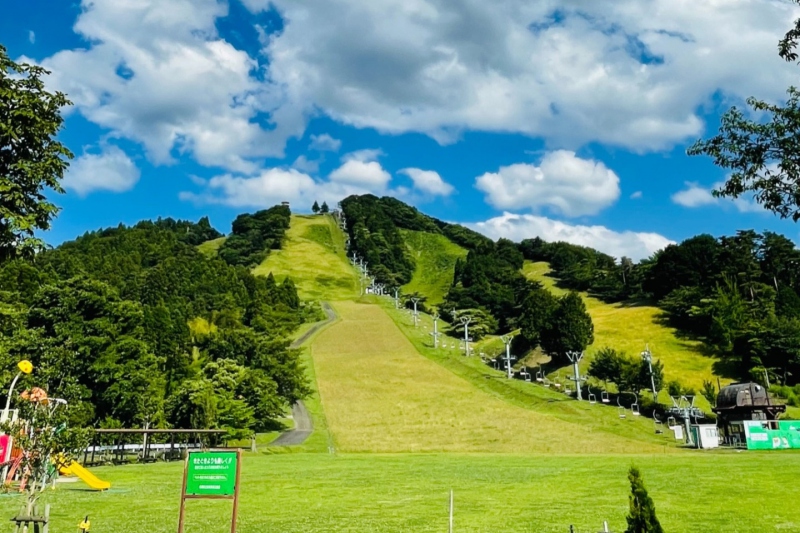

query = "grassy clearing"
[
  {"left": 401, "top": 230, "right": 467, "bottom": 305},
  {"left": 381, "top": 299, "right": 678, "bottom": 449},
  {"left": 522, "top": 262, "right": 726, "bottom": 400},
  {"left": 311, "top": 300, "right": 671, "bottom": 454},
  {"left": 12, "top": 452, "right": 800, "bottom": 533},
  {"left": 253, "top": 215, "right": 358, "bottom": 301},
  {"left": 196, "top": 236, "right": 226, "bottom": 257}
]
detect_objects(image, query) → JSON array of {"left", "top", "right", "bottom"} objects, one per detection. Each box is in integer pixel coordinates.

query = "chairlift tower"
[
  {"left": 411, "top": 297, "right": 420, "bottom": 327},
  {"left": 566, "top": 351, "right": 585, "bottom": 401},
  {"left": 394, "top": 288, "right": 400, "bottom": 309},
  {"left": 431, "top": 313, "right": 442, "bottom": 348},
  {"left": 640, "top": 344, "right": 659, "bottom": 401},
  {"left": 500, "top": 335, "right": 514, "bottom": 379},
  {"left": 459, "top": 315, "right": 472, "bottom": 356}
]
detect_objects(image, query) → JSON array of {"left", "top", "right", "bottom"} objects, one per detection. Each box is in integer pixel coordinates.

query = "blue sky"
[{"left": 4, "top": 0, "right": 800, "bottom": 260}]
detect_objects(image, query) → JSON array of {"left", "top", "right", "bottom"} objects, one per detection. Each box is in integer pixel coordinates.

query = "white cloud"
[
  {"left": 38, "top": 0, "right": 800, "bottom": 182},
  {"left": 309, "top": 133, "right": 342, "bottom": 152},
  {"left": 183, "top": 156, "right": 394, "bottom": 208},
  {"left": 342, "top": 149, "right": 384, "bottom": 163},
  {"left": 630, "top": 191, "right": 642, "bottom": 199},
  {"left": 257, "top": 0, "right": 800, "bottom": 151},
  {"left": 671, "top": 182, "right": 717, "bottom": 207},
  {"left": 329, "top": 160, "right": 391, "bottom": 189},
  {"left": 672, "top": 181, "right": 764, "bottom": 213},
  {"left": 469, "top": 212, "right": 673, "bottom": 261},
  {"left": 475, "top": 150, "right": 620, "bottom": 217},
  {"left": 63, "top": 145, "right": 140, "bottom": 196},
  {"left": 399, "top": 168, "right": 454, "bottom": 196},
  {"left": 39, "top": 0, "right": 305, "bottom": 173},
  {"left": 292, "top": 155, "right": 320, "bottom": 174},
  {"left": 28, "top": 31, "right": 35, "bottom": 44}
]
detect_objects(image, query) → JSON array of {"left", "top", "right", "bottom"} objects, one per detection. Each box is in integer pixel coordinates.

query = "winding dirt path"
[{"left": 269, "top": 302, "right": 335, "bottom": 446}]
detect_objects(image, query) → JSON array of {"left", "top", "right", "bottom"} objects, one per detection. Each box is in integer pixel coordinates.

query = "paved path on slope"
[{"left": 269, "top": 302, "right": 335, "bottom": 446}]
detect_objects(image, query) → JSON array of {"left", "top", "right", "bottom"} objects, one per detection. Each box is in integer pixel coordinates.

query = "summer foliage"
[
  {"left": 0, "top": 45, "right": 73, "bottom": 262},
  {"left": 0, "top": 213, "right": 313, "bottom": 437}
]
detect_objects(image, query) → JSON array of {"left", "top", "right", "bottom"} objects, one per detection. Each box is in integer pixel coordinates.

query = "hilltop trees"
[
  {"left": 320, "top": 201, "right": 330, "bottom": 213},
  {"left": 218, "top": 205, "right": 291, "bottom": 267},
  {"left": 0, "top": 45, "right": 74, "bottom": 262},
  {"left": 312, "top": 201, "right": 320, "bottom": 214}
]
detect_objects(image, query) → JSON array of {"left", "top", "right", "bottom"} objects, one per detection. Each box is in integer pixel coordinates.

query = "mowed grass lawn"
[
  {"left": 401, "top": 229, "right": 467, "bottom": 305},
  {"left": 10, "top": 452, "right": 800, "bottom": 533},
  {"left": 311, "top": 301, "right": 669, "bottom": 454},
  {"left": 523, "top": 262, "right": 725, "bottom": 396},
  {"left": 253, "top": 215, "right": 358, "bottom": 300}
]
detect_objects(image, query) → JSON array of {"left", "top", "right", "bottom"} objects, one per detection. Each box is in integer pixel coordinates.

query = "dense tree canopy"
[
  {"left": 0, "top": 45, "right": 73, "bottom": 261},
  {"left": 218, "top": 205, "right": 291, "bottom": 267},
  {"left": 0, "top": 214, "right": 314, "bottom": 436}
]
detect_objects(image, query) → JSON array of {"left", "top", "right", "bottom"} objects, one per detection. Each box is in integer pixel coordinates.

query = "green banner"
[
  {"left": 185, "top": 451, "right": 238, "bottom": 496},
  {"left": 744, "top": 421, "right": 800, "bottom": 450}
]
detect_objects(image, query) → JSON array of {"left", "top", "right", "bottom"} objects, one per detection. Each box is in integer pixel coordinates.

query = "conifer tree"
[
  {"left": 625, "top": 467, "right": 664, "bottom": 533},
  {"left": 320, "top": 201, "right": 330, "bottom": 213},
  {"left": 312, "top": 201, "right": 320, "bottom": 214}
]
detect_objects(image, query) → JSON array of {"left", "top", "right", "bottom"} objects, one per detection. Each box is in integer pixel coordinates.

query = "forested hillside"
[
  {"left": 0, "top": 212, "right": 315, "bottom": 437},
  {"left": 339, "top": 195, "right": 490, "bottom": 287},
  {"left": 341, "top": 195, "right": 800, "bottom": 389},
  {"left": 521, "top": 233, "right": 800, "bottom": 387}
]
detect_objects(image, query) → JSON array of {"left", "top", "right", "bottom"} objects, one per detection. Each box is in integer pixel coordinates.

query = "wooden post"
[
  {"left": 230, "top": 449, "right": 241, "bottom": 533},
  {"left": 176, "top": 454, "right": 189, "bottom": 533}
]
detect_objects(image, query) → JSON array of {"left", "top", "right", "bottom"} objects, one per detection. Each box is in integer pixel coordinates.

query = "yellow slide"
[{"left": 58, "top": 460, "right": 111, "bottom": 491}]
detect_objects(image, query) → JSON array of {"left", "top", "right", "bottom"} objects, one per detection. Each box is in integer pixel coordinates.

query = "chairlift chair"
[
  {"left": 601, "top": 390, "right": 610, "bottom": 403},
  {"left": 631, "top": 399, "right": 640, "bottom": 416},
  {"left": 554, "top": 373, "right": 562, "bottom": 390},
  {"left": 542, "top": 377, "right": 551, "bottom": 388},
  {"left": 535, "top": 368, "right": 544, "bottom": 383},
  {"left": 520, "top": 366, "right": 531, "bottom": 382},
  {"left": 617, "top": 396, "right": 627, "bottom": 419},
  {"left": 654, "top": 415, "right": 664, "bottom": 435},
  {"left": 588, "top": 388, "right": 597, "bottom": 404}
]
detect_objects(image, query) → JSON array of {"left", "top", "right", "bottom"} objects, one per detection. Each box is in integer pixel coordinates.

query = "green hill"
[
  {"left": 401, "top": 229, "right": 467, "bottom": 305},
  {"left": 253, "top": 214, "right": 358, "bottom": 300},
  {"left": 522, "top": 261, "right": 729, "bottom": 401}
]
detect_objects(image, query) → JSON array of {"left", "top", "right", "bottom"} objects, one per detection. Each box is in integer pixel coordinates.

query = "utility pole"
[
  {"left": 566, "top": 351, "right": 585, "bottom": 401},
  {"left": 432, "top": 313, "right": 441, "bottom": 348},
  {"left": 640, "top": 344, "right": 658, "bottom": 401},
  {"left": 501, "top": 335, "right": 514, "bottom": 379},
  {"left": 411, "top": 297, "right": 420, "bottom": 327},
  {"left": 459, "top": 315, "right": 472, "bottom": 356}
]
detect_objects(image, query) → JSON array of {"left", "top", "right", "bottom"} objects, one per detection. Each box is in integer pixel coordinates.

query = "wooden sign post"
[{"left": 178, "top": 449, "right": 241, "bottom": 533}]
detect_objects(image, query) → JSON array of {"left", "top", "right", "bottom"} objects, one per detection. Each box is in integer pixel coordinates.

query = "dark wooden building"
[{"left": 713, "top": 382, "right": 786, "bottom": 445}]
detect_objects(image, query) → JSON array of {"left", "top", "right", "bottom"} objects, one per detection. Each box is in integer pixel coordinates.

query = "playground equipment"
[{"left": 57, "top": 459, "right": 110, "bottom": 491}]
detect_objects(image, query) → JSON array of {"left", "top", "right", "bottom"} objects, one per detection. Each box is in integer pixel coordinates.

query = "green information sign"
[{"left": 185, "top": 451, "right": 238, "bottom": 496}]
